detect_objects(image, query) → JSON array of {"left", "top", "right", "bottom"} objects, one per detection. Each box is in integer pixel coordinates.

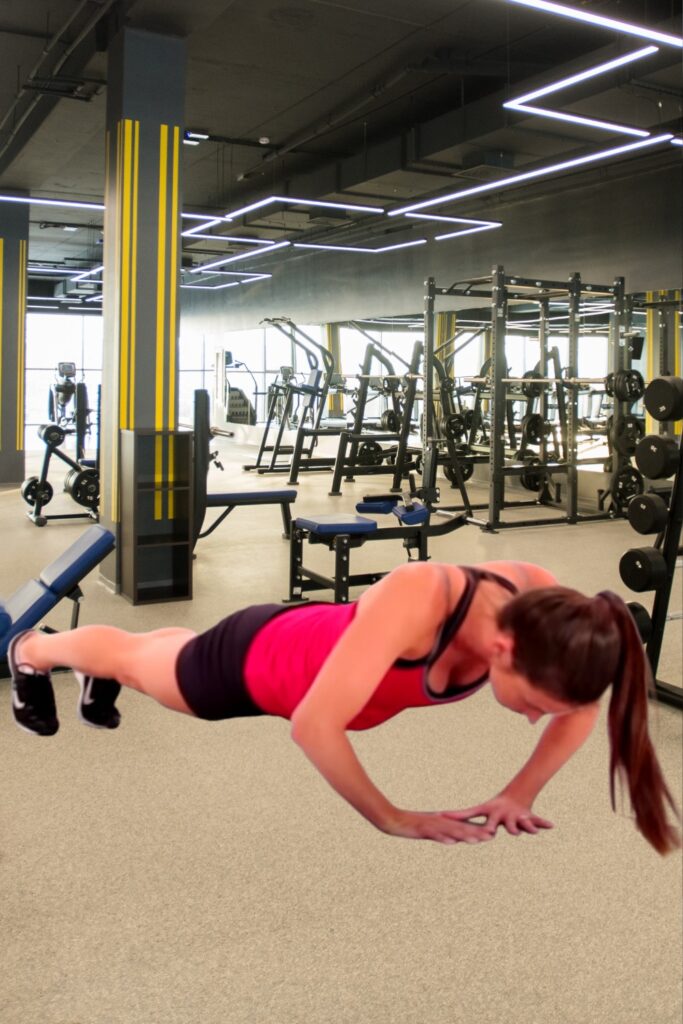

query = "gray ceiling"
[{"left": 0, "top": 0, "right": 680, "bottom": 301}]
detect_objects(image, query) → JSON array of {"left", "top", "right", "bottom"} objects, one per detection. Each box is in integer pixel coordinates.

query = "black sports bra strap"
[{"left": 427, "top": 566, "right": 518, "bottom": 665}]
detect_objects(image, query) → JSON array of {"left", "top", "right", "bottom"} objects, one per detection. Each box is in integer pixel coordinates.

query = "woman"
[{"left": 8, "top": 559, "right": 681, "bottom": 855}]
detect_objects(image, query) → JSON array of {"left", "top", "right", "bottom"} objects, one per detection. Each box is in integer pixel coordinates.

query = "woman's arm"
[
  {"left": 500, "top": 701, "right": 602, "bottom": 806},
  {"left": 290, "top": 564, "right": 496, "bottom": 843},
  {"left": 444, "top": 702, "right": 602, "bottom": 837}
]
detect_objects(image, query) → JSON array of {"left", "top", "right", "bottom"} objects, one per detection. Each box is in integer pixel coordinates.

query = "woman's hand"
[
  {"left": 442, "top": 794, "right": 555, "bottom": 837},
  {"left": 383, "top": 810, "right": 498, "bottom": 845}
]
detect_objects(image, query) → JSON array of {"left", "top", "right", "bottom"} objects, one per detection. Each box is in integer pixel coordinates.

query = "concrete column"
[
  {"left": 0, "top": 201, "right": 28, "bottom": 483},
  {"left": 100, "top": 27, "right": 186, "bottom": 587}
]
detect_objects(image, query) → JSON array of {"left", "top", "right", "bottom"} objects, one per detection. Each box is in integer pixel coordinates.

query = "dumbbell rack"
[{"left": 619, "top": 376, "right": 683, "bottom": 710}]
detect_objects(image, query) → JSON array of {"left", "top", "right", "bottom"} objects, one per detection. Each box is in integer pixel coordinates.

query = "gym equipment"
[
  {"left": 21, "top": 421, "right": 99, "bottom": 527},
  {"left": 329, "top": 339, "right": 422, "bottom": 496},
  {"left": 626, "top": 602, "right": 653, "bottom": 643},
  {"left": 625, "top": 601, "right": 683, "bottom": 645},
  {"left": 609, "top": 415, "right": 645, "bottom": 457},
  {"left": 520, "top": 458, "right": 548, "bottom": 493},
  {"left": 609, "top": 466, "right": 644, "bottom": 510},
  {"left": 604, "top": 369, "right": 645, "bottom": 402},
  {"left": 0, "top": 525, "right": 115, "bottom": 667},
  {"left": 618, "top": 374, "right": 683, "bottom": 710},
  {"left": 627, "top": 493, "right": 669, "bottom": 535},
  {"left": 48, "top": 362, "right": 77, "bottom": 425},
  {"left": 245, "top": 318, "right": 339, "bottom": 478},
  {"left": 643, "top": 376, "right": 683, "bottom": 423},
  {"left": 193, "top": 389, "right": 297, "bottom": 546},
  {"left": 635, "top": 434, "right": 679, "bottom": 480},
  {"left": 287, "top": 493, "right": 467, "bottom": 603},
  {"left": 424, "top": 269, "right": 633, "bottom": 530},
  {"left": 618, "top": 547, "right": 668, "bottom": 592}
]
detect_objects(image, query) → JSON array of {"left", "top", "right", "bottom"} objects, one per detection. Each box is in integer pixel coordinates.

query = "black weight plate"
[
  {"left": 610, "top": 467, "right": 644, "bottom": 510},
  {"left": 604, "top": 372, "right": 615, "bottom": 397},
  {"left": 643, "top": 376, "right": 683, "bottom": 422},
  {"left": 619, "top": 546, "right": 668, "bottom": 592},
  {"left": 38, "top": 423, "right": 66, "bottom": 446},
  {"left": 443, "top": 413, "right": 466, "bottom": 441},
  {"left": 613, "top": 369, "right": 645, "bottom": 402},
  {"left": 20, "top": 476, "right": 39, "bottom": 506},
  {"left": 521, "top": 414, "right": 549, "bottom": 445},
  {"left": 520, "top": 457, "right": 546, "bottom": 492},
  {"left": 635, "top": 434, "right": 680, "bottom": 480},
  {"left": 20, "top": 476, "right": 53, "bottom": 507},
  {"left": 521, "top": 370, "right": 544, "bottom": 398},
  {"left": 357, "top": 440, "right": 384, "bottom": 466},
  {"left": 627, "top": 493, "right": 669, "bottom": 535},
  {"left": 610, "top": 414, "right": 645, "bottom": 456},
  {"left": 626, "top": 601, "right": 653, "bottom": 643}
]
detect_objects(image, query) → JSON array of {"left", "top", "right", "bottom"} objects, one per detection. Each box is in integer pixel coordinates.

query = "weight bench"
[
  {"left": 193, "top": 389, "right": 297, "bottom": 544},
  {"left": 0, "top": 524, "right": 115, "bottom": 671},
  {"left": 200, "top": 489, "right": 298, "bottom": 541},
  {"left": 287, "top": 494, "right": 433, "bottom": 603}
]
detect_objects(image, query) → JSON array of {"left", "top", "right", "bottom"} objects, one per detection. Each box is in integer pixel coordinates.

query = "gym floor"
[{"left": 2, "top": 437, "right": 682, "bottom": 1024}]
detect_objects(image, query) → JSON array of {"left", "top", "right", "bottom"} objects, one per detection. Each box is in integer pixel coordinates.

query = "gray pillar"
[
  {"left": 100, "top": 27, "right": 186, "bottom": 588},
  {"left": 0, "top": 201, "right": 28, "bottom": 483}
]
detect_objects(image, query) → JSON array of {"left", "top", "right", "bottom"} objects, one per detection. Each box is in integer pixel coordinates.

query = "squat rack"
[{"left": 422, "top": 265, "right": 636, "bottom": 530}]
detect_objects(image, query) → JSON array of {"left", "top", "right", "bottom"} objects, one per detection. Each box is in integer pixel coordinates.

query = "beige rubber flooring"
[{"left": 1, "top": 439, "right": 681, "bottom": 1024}]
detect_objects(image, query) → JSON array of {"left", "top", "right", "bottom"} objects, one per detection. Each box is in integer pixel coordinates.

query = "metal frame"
[{"left": 423, "top": 266, "right": 634, "bottom": 530}]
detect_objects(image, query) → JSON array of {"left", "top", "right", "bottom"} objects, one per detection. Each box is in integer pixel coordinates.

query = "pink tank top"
[{"left": 243, "top": 569, "right": 514, "bottom": 730}]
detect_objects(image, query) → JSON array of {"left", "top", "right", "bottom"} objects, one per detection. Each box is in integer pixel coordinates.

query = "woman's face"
[{"left": 488, "top": 632, "right": 577, "bottom": 724}]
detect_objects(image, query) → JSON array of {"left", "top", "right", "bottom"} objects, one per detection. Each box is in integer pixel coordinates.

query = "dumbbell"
[
  {"left": 619, "top": 546, "right": 681, "bottom": 592},
  {"left": 626, "top": 601, "right": 683, "bottom": 644},
  {"left": 635, "top": 434, "right": 680, "bottom": 480},
  {"left": 643, "top": 376, "right": 683, "bottom": 422},
  {"left": 626, "top": 601, "right": 653, "bottom": 643},
  {"left": 627, "top": 493, "right": 669, "bottom": 535}
]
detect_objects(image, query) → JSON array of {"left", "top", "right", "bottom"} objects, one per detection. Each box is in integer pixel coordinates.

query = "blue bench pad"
[
  {"left": 0, "top": 581, "right": 56, "bottom": 656},
  {"left": 206, "top": 490, "right": 297, "bottom": 508},
  {"left": 295, "top": 514, "right": 377, "bottom": 536},
  {"left": 39, "top": 525, "right": 116, "bottom": 595},
  {"left": 356, "top": 500, "right": 396, "bottom": 515},
  {"left": 392, "top": 503, "right": 429, "bottom": 526},
  {"left": 0, "top": 525, "right": 115, "bottom": 659}
]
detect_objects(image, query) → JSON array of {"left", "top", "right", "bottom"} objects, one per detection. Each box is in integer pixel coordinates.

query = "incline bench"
[
  {"left": 287, "top": 493, "right": 468, "bottom": 603},
  {"left": 193, "top": 389, "right": 297, "bottom": 545},
  {"left": 0, "top": 524, "right": 115, "bottom": 671}
]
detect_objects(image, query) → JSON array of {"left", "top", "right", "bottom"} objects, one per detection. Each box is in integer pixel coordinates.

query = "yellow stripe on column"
[
  {"left": 167, "top": 126, "right": 180, "bottom": 519},
  {"left": 674, "top": 290, "right": 681, "bottom": 378},
  {"left": 155, "top": 124, "right": 169, "bottom": 519},
  {"left": 16, "top": 239, "right": 26, "bottom": 450},
  {"left": 0, "top": 238, "right": 4, "bottom": 450},
  {"left": 129, "top": 120, "right": 140, "bottom": 429},
  {"left": 119, "top": 119, "right": 132, "bottom": 430}
]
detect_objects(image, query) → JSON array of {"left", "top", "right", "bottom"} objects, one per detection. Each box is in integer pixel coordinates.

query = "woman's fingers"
[{"left": 442, "top": 805, "right": 487, "bottom": 821}]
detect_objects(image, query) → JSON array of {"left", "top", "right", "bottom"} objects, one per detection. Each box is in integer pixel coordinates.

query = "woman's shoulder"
[{"left": 475, "top": 559, "right": 559, "bottom": 591}]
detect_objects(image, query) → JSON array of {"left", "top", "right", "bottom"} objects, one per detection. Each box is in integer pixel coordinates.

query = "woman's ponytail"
[{"left": 599, "top": 591, "right": 682, "bottom": 856}]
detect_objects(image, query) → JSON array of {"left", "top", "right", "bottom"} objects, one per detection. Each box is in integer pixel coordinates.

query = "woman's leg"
[{"left": 14, "top": 625, "right": 197, "bottom": 715}]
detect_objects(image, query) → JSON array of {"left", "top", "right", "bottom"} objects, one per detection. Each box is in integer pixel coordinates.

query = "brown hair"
[{"left": 498, "top": 586, "right": 681, "bottom": 856}]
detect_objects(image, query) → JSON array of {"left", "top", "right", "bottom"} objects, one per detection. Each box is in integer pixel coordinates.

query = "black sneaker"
[
  {"left": 74, "top": 672, "right": 121, "bottom": 729},
  {"left": 7, "top": 631, "right": 59, "bottom": 736}
]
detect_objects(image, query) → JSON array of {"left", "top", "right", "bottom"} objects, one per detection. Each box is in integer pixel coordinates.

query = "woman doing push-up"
[{"left": 7, "top": 559, "right": 681, "bottom": 855}]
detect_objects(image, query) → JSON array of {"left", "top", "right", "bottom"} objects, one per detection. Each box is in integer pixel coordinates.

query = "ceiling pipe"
[
  {"left": 237, "top": 64, "right": 413, "bottom": 180},
  {"left": 236, "top": 51, "right": 553, "bottom": 181},
  {"left": 0, "top": 0, "right": 119, "bottom": 163}
]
